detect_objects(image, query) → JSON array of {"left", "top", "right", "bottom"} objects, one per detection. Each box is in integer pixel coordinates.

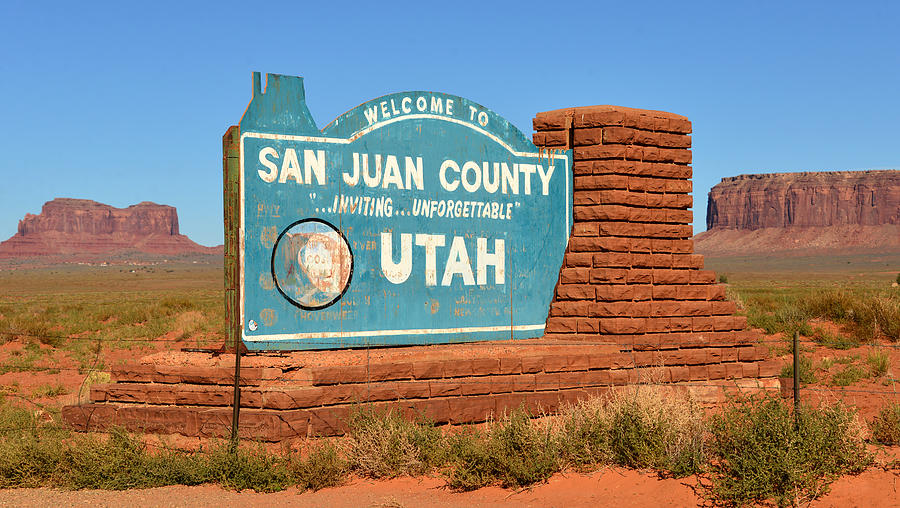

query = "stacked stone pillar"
[{"left": 534, "top": 106, "right": 764, "bottom": 367}]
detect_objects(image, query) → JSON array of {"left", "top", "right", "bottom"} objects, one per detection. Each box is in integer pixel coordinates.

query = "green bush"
[
  {"left": 870, "top": 403, "right": 900, "bottom": 445},
  {"left": 831, "top": 364, "right": 868, "bottom": 387},
  {"left": 446, "top": 407, "right": 559, "bottom": 490},
  {"left": 709, "top": 396, "right": 871, "bottom": 507},
  {"left": 866, "top": 350, "right": 890, "bottom": 377},
  {"left": 780, "top": 355, "right": 817, "bottom": 384},
  {"left": 346, "top": 407, "right": 447, "bottom": 478}
]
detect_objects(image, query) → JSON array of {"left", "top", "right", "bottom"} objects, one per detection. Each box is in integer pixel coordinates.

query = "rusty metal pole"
[
  {"left": 793, "top": 330, "right": 800, "bottom": 429},
  {"left": 230, "top": 340, "right": 242, "bottom": 446}
]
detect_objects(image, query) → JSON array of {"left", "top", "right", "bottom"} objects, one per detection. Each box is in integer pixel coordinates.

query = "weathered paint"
[{"left": 235, "top": 73, "right": 571, "bottom": 350}]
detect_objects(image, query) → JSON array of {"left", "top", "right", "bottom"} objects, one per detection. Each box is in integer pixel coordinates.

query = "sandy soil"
[{"left": 0, "top": 466, "right": 897, "bottom": 508}]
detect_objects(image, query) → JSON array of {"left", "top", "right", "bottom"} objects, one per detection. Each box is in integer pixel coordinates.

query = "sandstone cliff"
[
  {"left": 695, "top": 170, "right": 900, "bottom": 255},
  {"left": 0, "top": 198, "right": 220, "bottom": 258}
]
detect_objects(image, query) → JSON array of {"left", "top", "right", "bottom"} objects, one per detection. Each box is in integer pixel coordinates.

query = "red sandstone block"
[
  {"left": 595, "top": 302, "right": 633, "bottom": 317},
  {"left": 708, "top": 285, "right": 727, "bottom": 301},
  {"left": 742, "top": 362, "right": 759, "bottom": 378},
  {"left": 521, "top": 357, "right": 544, "bottom": 374},
  {"left": 569, "top": 237, "right": 632, "bottom": 252},
  {"left": 459, "top": 378, "right": 492, "bottom": 396},
  {"left": 677, "top": 285, "right": 709, "bottom": 300},
  {"left": 512, "top": 373, "right": 536, "bottom": 392},
  {"left": 560, "top": 268, "right": 590, "bottom": 284},
  {"left": 534, "top": 372, "right": 560, "bottom": 391},
  {"left": 652, "top": 269, "right": 691, "bottom": 285},
  {"left": 692, "top": 316, "right": 715, "bottom": 332},
  {"left": 557, "top": 372, "right": 586, "bottom": 390},
  {"left": 670, "top": 366, "right": 690, "bottom": 382},
  {"left": 671, "top": 239, "right": 695, "bottom": 254},
  {"left": 556, "top": 284, "right": 596, "bottom": 300},
  {"left": 430, "top": 379, "right": 462, "bottom": 397},
  {"left": 666, "top": 209, "right": 693, "bottom": 224},
  {"left": 652, "top": 285, "right": 678, "bottom": 300},
  {"left": 498, "top": 357, "right": 522, "bottom": 375},
  {"left": 628, "top": 176, "right": 667, "bottom": 193},
  {"left": 593, "top": 252, "right": 632, "bottom": 268},
  {"left": 591, "top": 268, "right": 628, "bottom": 283},
  {"left": 544, "top": 316, "right": 577, "bottom": 333},
  {"left": 489, "top": 375, "right": 517, "bottom": 394},
  {"left": 724, "top": 363, "right": 743, "bottom": 379},
  {"left": 630, "top": 238, "right": 653, "bottom": 252},
  {"left": 443, "top": 360, "right": 475, "bottom": 378},
  {"left": 413, "top": 360, "right": 444, "bottom": 379},
  {"left": 599, "top": 318, "right": 647, "bottom": 334},
  {"left": 630, "top": 301, "right": 652, "bottom": 317},
  {"left": 472, "top": 359, "right": 500, "bottom": 376},
  {"left": 710, "top": 301, "right": 738, "bottom": 315},
  {"left": 684, "top": 301, "right": 712, "bottom": 316},
  {"left": 632, "top": 285, "right": 653, "bottom": 301},
  {"left": 564, "top": 253, "right": 593, "bottom": 267},
  {"left": 671, "top": 254, "right": 693, "bottom": 269},
  {"left": 574, "top": 174, "right": 629, "bottom": 190},
  {"left": 665, "top": 179, "right": 692, "bottom": 193},
  {"left": 577, "top": 318, "right": 600, "bottom": 333},
  {"left": 720, "top": 347, "right": 740, "bottom": 362},
  {"left": 367, "top": 363, "right": 414, "bottom": 382},
  {"left": 645, "top": 317, "right": 672, "bottom": 333},
  {"left": 650, "top": 301, "right": 682, "bottom": 316},
  {"left": 758, "top": 359, "right": 781, "bottom": 377},
  {"left": 644, "top": 223, "right": 692, "bottom": 239},
  {"left": 670, "top": 317, "right": 693, "bottom": 331},
  {"left": 447, "top": 396, "right": 496, "bottom": 424},
  {"left": 732, "top": 315, "right": 748, "bottom": 330},
  {"left": 712, "top": 316, "right": 735, "bottom": 331},
  {"left": 575, "top": 145, "right": 626, "bottom": 160},
  {"left": 626, "top": 269, "right": 653, "bottom": 284},
  {"left": 550, "top": 302, "right": 594, "bottom": 318},
  {"left": 708, "top": 364, "right": 727, "bottom": 380},
  {"left": 689, "top": 365, "right": 709, "bottom": 381},
  {"left": 598, "top": 221, "right": 644, "bottom": 237},
  {"left": 586, "top": 353, "right": 614, "bottom": 371},
  {"left": 595, "top": 285, "right": 634, "bottom": 301},
  {"left": 689, "top": 254, "right": 704, "bottom": 269},
  {"left": 690, "top": 270, "right": 717, "bottom": 284},
  {"left": 573, "top": 222, "right": 600, "bottom": 236}
]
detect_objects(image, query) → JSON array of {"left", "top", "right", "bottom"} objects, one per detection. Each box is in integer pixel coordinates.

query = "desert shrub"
[
  {"left": 718, "top": 274, "right": 729, "bottom": 284},
  {"left": 870, "top": 403, "right": 900, "bottom": 445},
  {"left": 804, "top": 290, "right": 900, "bottom": 342},
  {"left": 446, "top": 407, "right": 558, "bottom": 490},
  {"left": 780, "top": 355, "right": 817, "bottom": 384},
  {"left": 810, "top": 326, "right": 858, "bottom": 350},
  {"left": 831, "top": 364, "right": 868, "bottom": 387},
  {"left": 554, "top": 397, "right": 611, "bottom": 469},
  {"left": 866, "top": 350, "right": 890, "bottom": 377},
  {"left": 204, "top": 442, "right": 292, "bottom": 492},
  {"left": 603, "top": 387, "right": 706, "bottom": 476},
  {"left": 290, "top": 442, "right": 347, "bottom": 491},
  {"left": 709, "top": 396, "right": 871, "bottom": 507},
  {"left": 346, "top": 407, "right": 446, "bottom": 478}
]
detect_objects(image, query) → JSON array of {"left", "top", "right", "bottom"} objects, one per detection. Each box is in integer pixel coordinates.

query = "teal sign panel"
[{"left": 238, "top": 73, "right": 571, "bottom": 350}]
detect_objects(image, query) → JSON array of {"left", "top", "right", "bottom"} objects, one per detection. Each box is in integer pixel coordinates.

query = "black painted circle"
[{"left": 270, "top": 218, "right": 353, "bottom": 310}]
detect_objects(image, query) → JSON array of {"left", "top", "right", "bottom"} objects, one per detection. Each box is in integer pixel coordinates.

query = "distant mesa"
[
  {"left": 694, "top": 170, "right": 900, "bottom": 255},
  {"left": 0, "top": 198, "right": 221, "bottom": 259}
]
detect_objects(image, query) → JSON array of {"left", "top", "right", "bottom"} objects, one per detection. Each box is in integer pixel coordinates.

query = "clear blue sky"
[{"left": 1, "top": 0, "right": 897, "bottom": 247}]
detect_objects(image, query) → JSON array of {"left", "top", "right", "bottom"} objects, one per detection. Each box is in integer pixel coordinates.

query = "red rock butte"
[
  {"left": 695, "top": 170, "right": 900, "bottom": 255},
  {"left": 0, "top": 198, "right": 219, "bottom": 258}
]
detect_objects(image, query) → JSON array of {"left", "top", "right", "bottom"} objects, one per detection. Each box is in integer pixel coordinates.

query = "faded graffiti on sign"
[{"left": 237, "top": 73, "right": 572, "bottom": 350}]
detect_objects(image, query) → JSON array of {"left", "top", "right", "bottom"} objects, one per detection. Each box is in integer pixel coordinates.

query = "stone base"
[{"left": 63, "top": 333, "right": 779, "bottom": 441}]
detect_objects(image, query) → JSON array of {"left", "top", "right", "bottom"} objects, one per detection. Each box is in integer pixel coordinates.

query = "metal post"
[
  {"left": 230, "top": 340, "right": 242, "bottom": 447},
  {"left": 793, "top": 330, "right": 800, "bottom": 429}
]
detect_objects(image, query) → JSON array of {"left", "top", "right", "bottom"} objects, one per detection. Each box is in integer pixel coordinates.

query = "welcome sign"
[{"left": 236, "top": 73, "right": 571, "bottom": 350}]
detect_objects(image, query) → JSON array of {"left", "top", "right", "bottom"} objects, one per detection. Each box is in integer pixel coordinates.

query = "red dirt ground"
[{"left": 0, "top": 465, "right": 897, "bottom": 507}]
